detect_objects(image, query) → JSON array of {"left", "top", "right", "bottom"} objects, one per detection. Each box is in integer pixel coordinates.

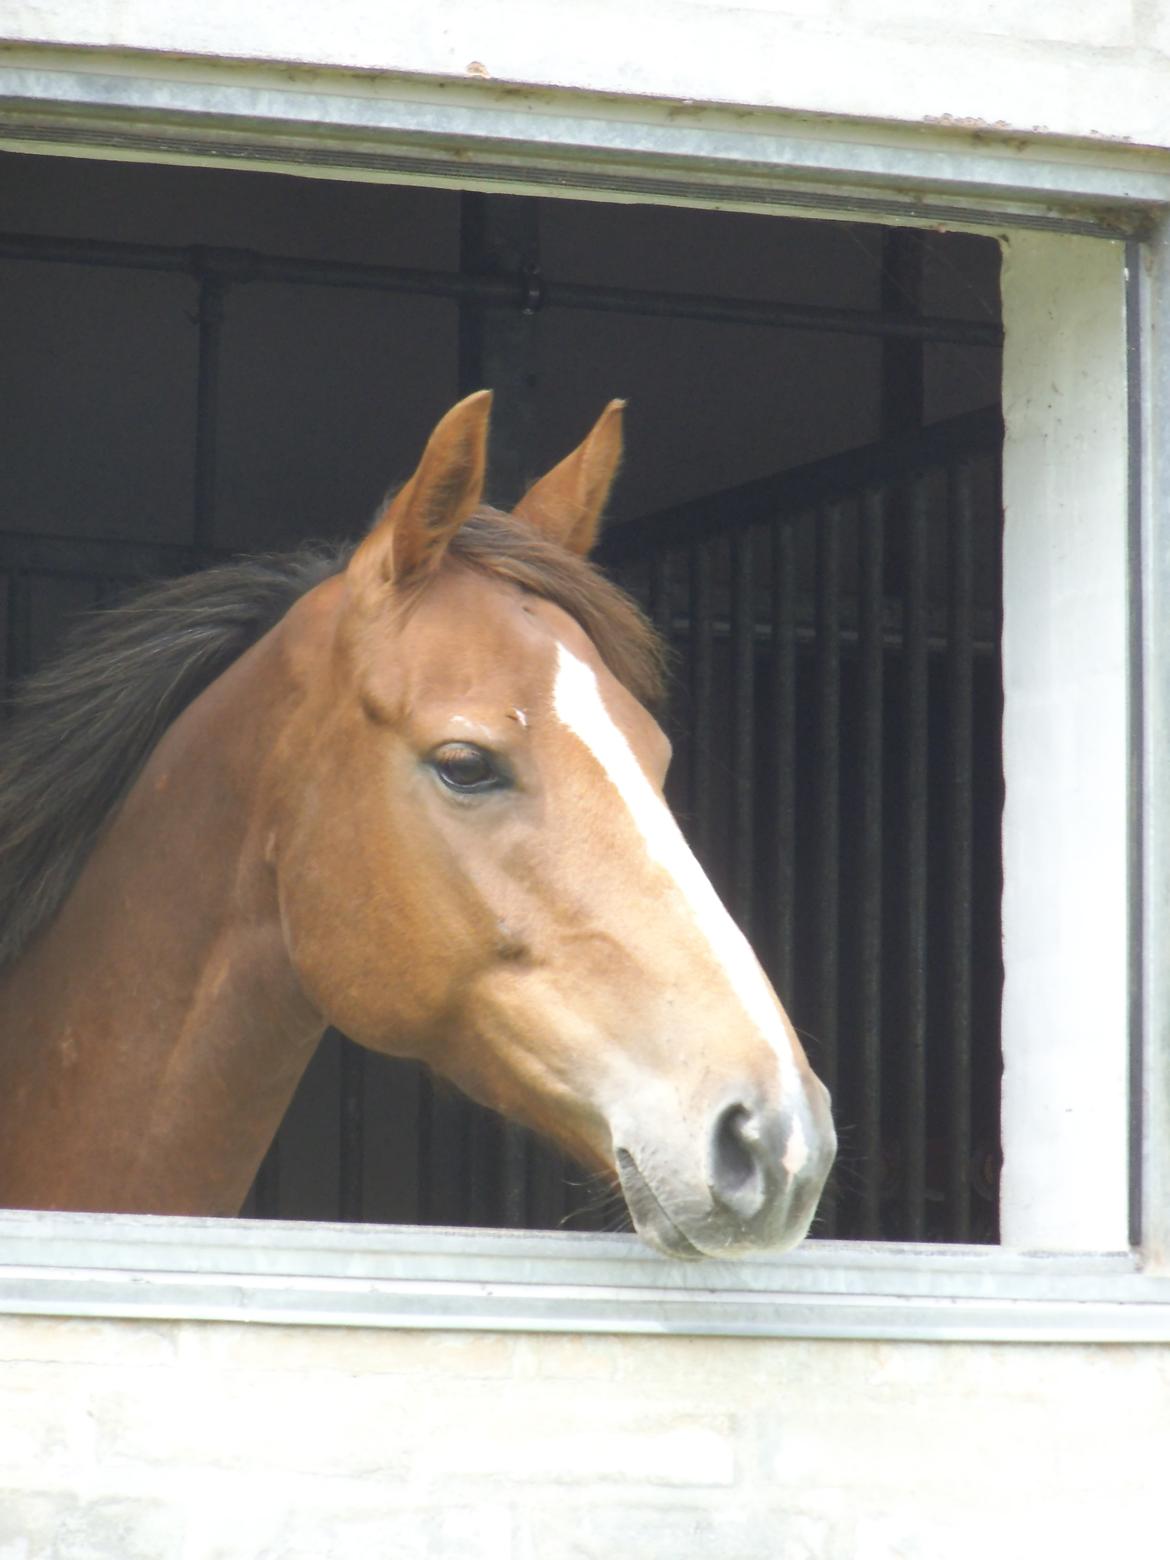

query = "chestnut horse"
[{"left": 0, "top": 394, "right": 834, "bottom": 1257}]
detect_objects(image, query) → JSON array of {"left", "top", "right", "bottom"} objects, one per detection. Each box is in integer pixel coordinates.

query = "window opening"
[{"left": 0, "top": 151, "right": 1003, "bottom": 1243}]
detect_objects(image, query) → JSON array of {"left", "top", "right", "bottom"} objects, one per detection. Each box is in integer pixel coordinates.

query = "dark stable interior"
[{"left": 0, "top": 150, "right": 1003, "bottom": 1241}]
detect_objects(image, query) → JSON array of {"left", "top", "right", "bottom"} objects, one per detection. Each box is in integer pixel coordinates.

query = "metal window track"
[{"left": 1, "top": 1210, "right": 1168, "bottom": 1342}]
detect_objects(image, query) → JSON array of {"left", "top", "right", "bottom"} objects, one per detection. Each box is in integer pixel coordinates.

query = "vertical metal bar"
[
  {"left": 458, "top": 193, "right": 542, "bottom": 1225},
  {"left": 419, "top": 1079, "right": 467, "bottom": 1225},
  {"left": 689, "top": 536, "right": 714, "bottom": 864},
  {"left": 880, "top": 229, "right": 926, "bottom": 437},
  {"left": 251, "top": 1141, "right": 280, "bottom": 1219},
  {"left": 859, "top": 486, "right": 886, "bottom": 1237},
  {"left": 458, "top": 193, "right": 541, "bottom": 504},
  {"left": 947, "top": 460, "right": 975, "bottom": 1240},
  {"left": 771, "top": 520, "right": 797, "bottom": 1000},
  {"left": 526, "top": 1140, "right": 566, "bottom": 1232},
  {"left": 465, "top": 1108, "right": 495, "bottom": 1225},
  {"left": 815, "top": 502, "right": 841, "bottom": 1234},
  {"left": 1125, "top": 234, "right": 1145, "bottom": 1253},
  {"left": 501, "top": 1124, "right": 528, "bottom": 1228},
  {"left": 903, "top": 473, "right": 930, "bottom": 1239},
  {"left": 193, "top": 271, "right": 225, "bottom": 554},
  {"left": 338, "top": 1038, "right": 365, "bottom": 1222},
  {"left": 415, "top": 1072, "right": 434, "bottom": 1223},
  {"left": 5, "top": 570, "right": 30, "bottom": 695},
  {"left": 730, "top": 527, "right": 756, "bottom": 931},
  {"left": 648, "top": 549, "right": 673, "bottom": 645}
]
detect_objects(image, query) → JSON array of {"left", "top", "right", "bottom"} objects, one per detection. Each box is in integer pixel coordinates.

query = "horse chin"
[{"left": 614, "top": 1147, "right": 708, "bottom": 1261}]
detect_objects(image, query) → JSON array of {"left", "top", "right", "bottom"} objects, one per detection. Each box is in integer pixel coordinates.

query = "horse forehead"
[
  {"left": 358, "top": 582, "right": 578, "bottom": 722},
  {"left": 388, "top": 574, "right": 550, "bottom": 675}
]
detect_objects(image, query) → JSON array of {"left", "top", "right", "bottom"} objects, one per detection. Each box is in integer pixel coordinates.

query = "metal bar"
[
  {"left": 526, "top": 1140, "right": 566, "bottom": 1232},
  {"left": 947, "top": 461, "right": 975, "bottom": 1240},
  {"left": 415, "top": 1073, "right": 434, "bottom": 1224},
  {"left": 501, "top": 1126, "right": 528, "bottom": 1229},
  {"left": 648, "top": 549, "right": 673, "bottom": 646},
  {"left": 0, "top": 230, "right": 1003, "bottom": 350},
  {"left": 0, "top": 531, "right": 1001, "bottom": 658},
  {"left": 599, "top": 406, "right": 1003, "bottom": 565},
  {"left": 688, "top": 537, "right": 715, "bottom": 865},
  {"left": 0, "top": 533, "right": 202, "bottom": 580},
  {"left": 251, "top": 1139, "right": 281, "bottom": 1219},
  {"left": 730, "top": 527, "right": 756, "bottom": 931},
  {"left": 338, "top": 1038, "right": 365, "bottom": 1223},
  {"left": 464, "top": 1108, "right": 496, "bottom": 1226},
  {"left": 457, "top": 193, "right": 540, "bottom": 505},
  {"left": 546, "top": 275, "right": 1000, "bottom": 347},
  {"left": 0, "top": 1205, "right": 1158, "bottom": 1340},
  {"left": 4, "top": 570, "right": 30, "bottom": 695},
  {"left": 815, "top": 503, "right": 841, "bottom": 1235},
  {"left": 640, "top": 607, "right": 997, "bottom": 659},
  {"left": 1137, "top": 220, "right": 1170, "bottom": 1272},
  {"left": 902, "top": 474, "right": 930, "bottom": 1240},
  {"left": 419, "top": 1077, "right": 467, "bottom": 1225},
  {"left": 457, "top": 192, "right": 542, "bottom": 1227},
  {"left": 880, "top": 229, "right": 926, "bottom": 437},
  {"left": 771, "top": 520, "right": 797, "bottom": 1000},
  {"left": 192, "top": 266, "right": 225, "bottom": 553},
  {"left": 859, "top": 486, "right": 886, "bottom": 1237},
  {"left": 1126, "top": 232, "right": 1145, "bottom": 1254}
]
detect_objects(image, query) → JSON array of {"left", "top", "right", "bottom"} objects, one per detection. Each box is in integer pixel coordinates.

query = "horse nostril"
[{"left": 709, "top": 1102, "right": 766, "bottom": 1219}]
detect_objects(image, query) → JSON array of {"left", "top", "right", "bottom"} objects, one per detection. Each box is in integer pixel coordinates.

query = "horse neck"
[{"left": 0, "top": 610, "right": 327, "bottom": 1216}]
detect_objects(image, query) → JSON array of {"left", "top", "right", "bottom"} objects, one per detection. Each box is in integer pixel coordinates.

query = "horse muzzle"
[{"left": 614, "top": 1082, "right": 836, "bottom": 1259}]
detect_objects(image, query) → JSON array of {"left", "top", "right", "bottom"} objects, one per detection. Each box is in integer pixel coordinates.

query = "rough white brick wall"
[
  {"left": 1, "top": 1313, "right": 1168, "bottom": 1559},
  {"left": 3, "top": 0, "right": 1170, "bottom": 151}
]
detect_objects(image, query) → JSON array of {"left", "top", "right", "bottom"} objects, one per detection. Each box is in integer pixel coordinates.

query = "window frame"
[{"left": 1, "top": 46, "right": 1169, "bottom": 1339}]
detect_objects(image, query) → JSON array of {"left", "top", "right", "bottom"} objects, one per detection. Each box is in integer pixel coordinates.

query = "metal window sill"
[{"left": 0, "top": 1209, "right": 1167, "bottom": 1343}]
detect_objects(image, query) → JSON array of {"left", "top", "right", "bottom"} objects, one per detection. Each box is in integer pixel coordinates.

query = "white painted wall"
[
  {"left": 0, "top": 1312, "right": 1166, "bottom": 1559},
  {"left": 1000, "top": 232, "right": 1130, "bottom": 1251},
  {"left": 3, "top": 0, "right": 1170, "bottom": 151}
]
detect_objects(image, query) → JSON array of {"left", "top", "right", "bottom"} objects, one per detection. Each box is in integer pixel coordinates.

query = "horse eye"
[{"left": 432, "top": 742, "right": 504, "bottom": 794}]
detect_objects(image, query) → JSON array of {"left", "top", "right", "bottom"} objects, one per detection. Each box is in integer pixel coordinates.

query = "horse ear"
[
  {"left": 349, "top": 390, "right": 491, "bottom": 591},
  {"left": 513, "top": 399, "right": 625, "bottom": 556}
]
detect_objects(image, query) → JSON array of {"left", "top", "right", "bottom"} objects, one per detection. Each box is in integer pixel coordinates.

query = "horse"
[{"left": 0, "top": 393, "right": 834, "bottom": 1258}]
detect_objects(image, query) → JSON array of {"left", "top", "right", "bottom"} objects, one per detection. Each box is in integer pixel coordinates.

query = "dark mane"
[{"left": 0, "top": 512, "right": 664, "bottom": 973}]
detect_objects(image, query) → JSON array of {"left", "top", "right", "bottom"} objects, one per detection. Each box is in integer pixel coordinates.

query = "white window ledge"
[{"left": 1, "top": 1211, "right": 1168, "bottom": 1343}]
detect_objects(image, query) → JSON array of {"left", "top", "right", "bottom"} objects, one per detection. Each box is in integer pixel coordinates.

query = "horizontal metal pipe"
[
  {"left": 0, "top": 230, "right": 1003, "bottom": 348},
  {"left": 601, "top": 407, "right": 1003, "bottom": 564}
]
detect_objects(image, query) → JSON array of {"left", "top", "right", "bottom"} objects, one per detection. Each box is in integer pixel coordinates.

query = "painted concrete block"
[
  {"left": 841, "top": 0, "right": 1136, "bottom": 46},
  {"left": 0, "top": 1493, "right": 185, "bottom": 1560},
  {"left": 186, "top": 1497, "right": 514, "bottom": 1560},
  {"left": 521, "top": 1500, "right": 835, "bottom": 1560},
  {"left": 412, "top": 1402, "right": 737, "bottom": 1487}
]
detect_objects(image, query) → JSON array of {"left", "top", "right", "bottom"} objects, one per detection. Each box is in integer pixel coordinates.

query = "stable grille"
[{"left": 600, "top": 408, "right": 1004, "bottom": 1241}]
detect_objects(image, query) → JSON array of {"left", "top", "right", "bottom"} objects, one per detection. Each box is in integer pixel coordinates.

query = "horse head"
[{"left": 271, "top": 393, "right": 836, "bottom": 1257}]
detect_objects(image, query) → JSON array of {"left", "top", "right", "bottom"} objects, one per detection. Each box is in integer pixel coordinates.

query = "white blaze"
[
  {"left": 552, "top": 642, "right": 800, "bottom": 1090},
  {"left": 782, "top": 1114, "right": 810, "bottom": 1177}
]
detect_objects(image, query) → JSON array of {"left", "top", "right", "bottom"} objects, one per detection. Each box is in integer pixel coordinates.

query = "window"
[{"left": 0, "top": 50, "right": 1166, "bottom": 1339}]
